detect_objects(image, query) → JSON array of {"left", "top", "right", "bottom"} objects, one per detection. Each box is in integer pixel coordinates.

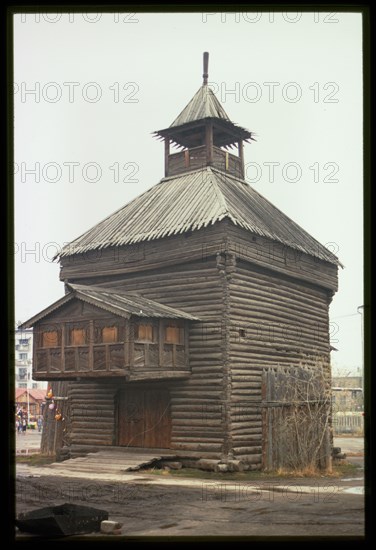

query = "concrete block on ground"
[{"left": 100, "top": 520, "right": 122, "bottom": 534}]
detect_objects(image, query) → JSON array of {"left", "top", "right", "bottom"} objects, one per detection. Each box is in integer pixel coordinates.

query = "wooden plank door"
[
  {"left": 118, "top": 388, "right": 145, "bottom": 447},
  {"left": 118, "top": 386, "right": 171, "bottom": 448}
]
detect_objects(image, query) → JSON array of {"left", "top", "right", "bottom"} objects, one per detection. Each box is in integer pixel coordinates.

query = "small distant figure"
[
  {"left": 37, "top": 416, "right": 43, "bottom": 432},
  {"left": 15, "top": 418, "right": 19, "bottom": 433},
  {"left": 22, "top": 418, "right": 27, "bottom": 435}
]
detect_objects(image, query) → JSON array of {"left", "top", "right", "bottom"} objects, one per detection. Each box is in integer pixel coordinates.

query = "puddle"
[{"left": 343, "top": 487, "right": 364, "bottom": 495}]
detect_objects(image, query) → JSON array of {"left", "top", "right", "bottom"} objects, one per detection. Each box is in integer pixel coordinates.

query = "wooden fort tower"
[{"left": 22, "top": 53, "right": 339, "bottom": 470}]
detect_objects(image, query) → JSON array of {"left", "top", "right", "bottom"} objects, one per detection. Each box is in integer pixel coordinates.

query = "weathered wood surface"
[
  {"left": 33, "top": 306, "right": 190, "bottom": 380},
  {"left": 261, "top": 366, "right": 331, "bottom": 470},
  {"left": 227, "top": 256, "right": 332, "bottom": 467},
  {"left": 59, "top": 220, "right": 338, "bottom": 292},
  {"left": 53, "top": 258, "right": 227, "bottom": 459},
  {"left": 39, "top": 217, "right": 337, "bottom": 467}
]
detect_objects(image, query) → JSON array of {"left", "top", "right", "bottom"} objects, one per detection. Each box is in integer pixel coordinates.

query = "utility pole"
[
  {"left": 357, "top": 305, "right": 364, "bottom": 398},
  {"left": 27, "top": 388, "right": 30, "bottom": 422}
]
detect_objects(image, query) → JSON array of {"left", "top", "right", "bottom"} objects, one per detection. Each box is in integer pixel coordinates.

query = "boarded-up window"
[
  {"left": 71, "top": 328, "right": 86, "bottom": 345},
  {"left": 42, "top": 331, "right": 58, "bottom": 348},
  {"left": 136, "top": 324, "right": 154, "bottom": 342},
  {"left": 102, "top": 326, "right": 118, "bottom": 343},
  {"left": 165, "top": 326, "right": 184, "bottom": 345}
]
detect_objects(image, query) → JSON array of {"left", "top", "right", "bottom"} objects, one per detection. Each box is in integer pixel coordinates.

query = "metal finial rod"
[{"left": 203, "top": 52, "right": 209, "bottom": 85}]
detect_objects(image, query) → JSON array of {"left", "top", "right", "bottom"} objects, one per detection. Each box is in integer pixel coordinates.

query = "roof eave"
[
  {"left": 154, "top": 117, "right": 253, "bottom": 145},
  {"left": 20, "top": 286, "right": 200, "bottom": 328}
]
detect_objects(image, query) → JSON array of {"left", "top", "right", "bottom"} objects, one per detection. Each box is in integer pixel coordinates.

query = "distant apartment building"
[{"left": 15, "top": 327, "right": 47, "bottom": 390}]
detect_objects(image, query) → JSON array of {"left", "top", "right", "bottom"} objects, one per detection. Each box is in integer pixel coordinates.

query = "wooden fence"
[
  {"left": 333, "top": 413, "right": 364, "bottom": 435},
  {"left": 261, "top": 366, "right": 332, "bottom": 471}
]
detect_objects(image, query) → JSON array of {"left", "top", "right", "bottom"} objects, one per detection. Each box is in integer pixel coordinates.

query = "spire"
[{"left": 203, "top": 52, "right": 209, "bottom": 85}]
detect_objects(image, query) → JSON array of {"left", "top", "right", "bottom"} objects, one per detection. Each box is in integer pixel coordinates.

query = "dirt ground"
[{"left": 14, "top": 466, "right": 365, "bottom": 539}]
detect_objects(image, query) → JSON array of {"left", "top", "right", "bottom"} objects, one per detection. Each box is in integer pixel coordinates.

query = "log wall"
[
  {"left": 57, "top": 221, "right": 337, "bottom": 465},
  {"left": 68, "top": 380, "right": 118, "bottom": 448},
  {"left": 64, "top": 256, "right": 228, "bottom": 459},
  {"left": 60, "top": 221, "right": 338, "bottom": 292},
  {"left": 227, "top": 255, "right": 332, "bottom": 467}
]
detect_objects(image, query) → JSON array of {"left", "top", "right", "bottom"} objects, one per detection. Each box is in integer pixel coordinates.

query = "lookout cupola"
[{"left": 154, "top": 52, "right": 254, "bottom": 179}]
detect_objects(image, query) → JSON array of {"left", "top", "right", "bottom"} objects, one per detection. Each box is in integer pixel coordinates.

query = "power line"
[{"left": 331, "top": 313, "right": 359, "bottom": 320}]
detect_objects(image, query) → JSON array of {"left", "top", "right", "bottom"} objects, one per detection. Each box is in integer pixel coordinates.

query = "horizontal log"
[
  {"left": 172, "top": 421, "right": 223, "bottom": 431},
  {"left": 231, "top": 392, "right": 262, "bottom": 398},
  {"left": 231, "top": 270, "right": 329, "bottom": 305},
  {"left": 231, "top": 426, "right": 262, "bottom": 435},
  {"left": 171, "top": 403, "right": 224, "bottom": 410},
  {"left": 70, "top": 435, "right": 112, "bottom": 442},
  {"left": 172, "top": 442, "right": 223, "bottom": 452},
  {"left": 231, "top": 419, "right": 262, "bottom": 426},
  {"left": 233, "top": 454, "right": 262, "bottom": 464},
  {"left": 228, "top": 306, "right": 328, "bottom": 332},
  {"left": 231, "top": 269, "right": 327, "bottom": 294},
  {"left": 229, "top": 348, "right": 328, "bottom": 361},
  {"left": 232, "top": 446, "right": 262, "bottom": 454},
  {"left": 231, "top": 427, "right": 262, "bottom": 435},
  {"left": 228, "top": 227, "right": 337, "bottom": 291},
  {"left": 231, "top": 382, "right": 261, "bottom": 389},
  {"left": 189, "top": 360, "right": 223, "bottom": 365},
  {"left": 230, "top": 375, "right": 263, "bottom": 383},
  {"left": 171, "top": 390, "right": 223, "bottom": 397},
  {"left": 232, "top": 436, "right": 263, "bottom": 443},
  {"left": 172, "top": 431, "right": 222, "bottom": 439},
  {"left": 72, "top": 417, "right": 114, "bottom": 433},
  {"left": 187, "top": 374, "right": 223, "bottom": 381},
  {"left": 128, "top": 371, "right": 191, "bottom": 381},
  {"left": 172, "top": 434, "right": 223, "bottom": 441},
  {"left": 189, "top": 353, "right": 223, "bottom": 360},
  {"left": 230, "top": 284, "right": 326, "bottom": 311}
]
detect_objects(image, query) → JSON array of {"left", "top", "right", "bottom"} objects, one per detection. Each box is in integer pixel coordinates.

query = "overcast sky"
[{"left": 14, "top": 11, "right": 363, "bottom": 375}]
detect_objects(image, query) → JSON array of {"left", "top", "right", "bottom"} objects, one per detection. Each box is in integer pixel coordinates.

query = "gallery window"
[
  {"left": 70, "top": 328, "right": 86, "bottom": 345},
  {"left": 165, "top": 324, "right": 184, "bottom": 345},
  {"left": 42, "top": 331, "right": 59, "bottom": 348},
  {"left": 102, "top": 326, "right": 118, "bottom": 343},
  {"left": 135, "top": 324, "right": 154, "bottom": 343}
]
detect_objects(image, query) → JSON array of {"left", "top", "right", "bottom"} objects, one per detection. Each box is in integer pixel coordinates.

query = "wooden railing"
[
  {"left": 34, "top": 342, "right": 190, "bottom": 380},
  {"left": 168, "top": 145, "right": 243, "bottom": 178}
]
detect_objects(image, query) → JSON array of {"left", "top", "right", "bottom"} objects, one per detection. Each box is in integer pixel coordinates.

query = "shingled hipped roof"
[
  {"left": 154, "top": 85, "right": 253, "bottom": 147},
  {"left": 57, "top": 167, "right": 340, "bottom": 266},
  {"left": 20, "top": 284, "right": 199, "bottom": 329},
  {"left": 170, "top": 85, "right": 231, "bottom": 127}
]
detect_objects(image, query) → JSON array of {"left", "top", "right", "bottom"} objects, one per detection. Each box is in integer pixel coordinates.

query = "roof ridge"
[{"left": 206, "top": 168, "right": 230, "bottom": 218}]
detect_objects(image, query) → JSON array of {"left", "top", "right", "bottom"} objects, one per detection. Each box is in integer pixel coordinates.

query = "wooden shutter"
[
  {"left": 102, "top": 326, "right": 118, "bottom": 343},
  {"left": 71, "top": 328, "right": 86, "bottom": 345},
  {"left": 42, "top": 331, "right": 58, "bottom": 347},
  {"left": 137, "top": 324, "right": 153, "bottom": 342}
]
